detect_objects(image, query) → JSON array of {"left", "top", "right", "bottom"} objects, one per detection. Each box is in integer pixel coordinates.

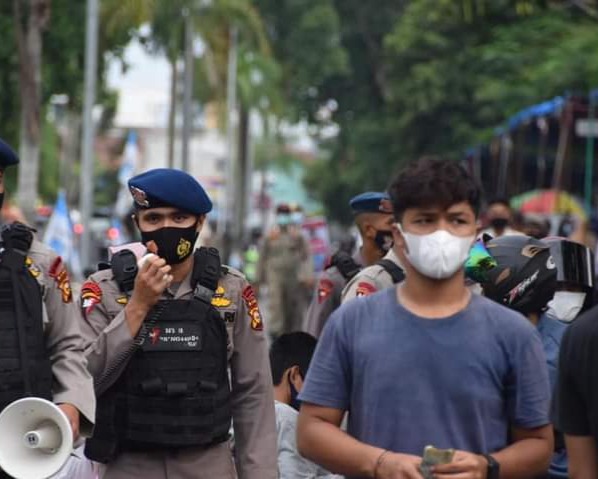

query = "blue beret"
[
  {"left": 0, "top": 139, "right": 19, "bottom": 168},
  {"left": 349, "top": 192, "right": 392, "bottom": 215},
  {"left": 128, "top": 168, "right": 212, "bottom": 215}
]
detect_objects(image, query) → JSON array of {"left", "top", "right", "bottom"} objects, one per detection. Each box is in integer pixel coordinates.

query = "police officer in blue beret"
[
  {"left": 80, "top": 168, "right": 277, "bottom": 479},
  {"left": 0, "top": 139, "right": 96, "bottom": 479},
  {"left": 304, "top": 192, "right": 395, "bottom": 338}
]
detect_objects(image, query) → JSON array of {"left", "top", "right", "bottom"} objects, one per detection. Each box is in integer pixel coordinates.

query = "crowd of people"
[{"left": 2, "top": 133, "right": 598, "bottom": 479}]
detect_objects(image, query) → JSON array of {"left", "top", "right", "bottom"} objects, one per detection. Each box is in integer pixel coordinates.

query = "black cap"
[{"left": 0, "top": 139, "right": 19, "bottom": 168}]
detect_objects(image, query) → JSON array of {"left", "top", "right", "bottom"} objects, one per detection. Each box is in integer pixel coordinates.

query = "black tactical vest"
[
  {"left": 86, "top": 248, "right": 232, "bottom": 463},
  {"left": 0, "top": 223, "right": 53, "bottom": 411}
]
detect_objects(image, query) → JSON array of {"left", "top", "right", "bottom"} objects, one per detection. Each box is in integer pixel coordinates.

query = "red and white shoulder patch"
[
  {"left": 355, "top": 282, "right": 377, "bottom": 298},
  {"left": 317, "top": 278, "right": 334, "bottom": 304},
  {"left": 81, "top": 281, "right": 102, "bottom": 315}
]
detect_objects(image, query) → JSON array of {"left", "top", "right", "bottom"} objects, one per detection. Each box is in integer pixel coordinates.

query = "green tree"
[{"left": 296, "top": 0, "right": 598, "bottom": 223}]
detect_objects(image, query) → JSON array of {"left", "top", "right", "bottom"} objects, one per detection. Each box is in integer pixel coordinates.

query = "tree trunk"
[
  {"left": 13, "top": 0, "right": 51, "bottom": 223},
  {"left": 234, "top": 104, "right": 250, "bottom": 250},
  {"left": 167, "top": 56, "right": 178, "bottom": 168}
]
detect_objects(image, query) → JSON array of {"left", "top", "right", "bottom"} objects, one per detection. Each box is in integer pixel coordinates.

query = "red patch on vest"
[
  {"left": 81, "top": 281, "right": 102, "bottom": 315},
  {"left": 49, "top": 257, "right": 73, "bottom": 303},
  {"left": 317, "top": 279, "right": 334, "bottom": 304},
  {"left": 242, "top": 286, "right": 263, "bottom": 331},
  {"left": 355, "top": 282, "right": 377, "bottom": 297}
]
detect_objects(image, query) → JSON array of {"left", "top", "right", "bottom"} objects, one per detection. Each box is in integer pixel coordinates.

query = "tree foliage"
[{"left": 256, "top": 0, "right": 598, "bottom": 224}]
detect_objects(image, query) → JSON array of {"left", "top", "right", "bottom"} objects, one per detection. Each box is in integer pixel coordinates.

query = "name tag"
[{"left": 142, "top": 323, "right": 202, "bottom": 352}]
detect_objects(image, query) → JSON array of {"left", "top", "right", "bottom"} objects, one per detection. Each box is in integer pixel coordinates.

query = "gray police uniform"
[
  {"left": 304, "top": 251, "right": 363, "bottom": 338},
  {"left": 342, "top": 249, "right": 403, "bottom": 302},
  {"left": 79, "top": 168, "right": 277, "bottom": 479},
  {"left": 0, "top": 139, "right": 95, "bottom": 439},
  {"left": 80, "top": 262, "right": 277, "bottom": 479}
]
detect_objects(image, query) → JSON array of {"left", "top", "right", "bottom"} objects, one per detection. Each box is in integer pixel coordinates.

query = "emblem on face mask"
[
  {"left": 130, "top": 186, "right": 149, "bottom": 207},
  {"left": 176, "top": 237, "right": 192, "bottom": 259}
]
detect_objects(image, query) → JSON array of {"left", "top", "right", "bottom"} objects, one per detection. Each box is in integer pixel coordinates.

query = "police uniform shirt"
[
  {"left": 304, "top": 251, "right": 364, "bottom": 338},
  {"left": 341, "top": 249, "right": 402, "bottom": 303},
  {"left": 80, "top": 259, "right": 278, "bottom": 479},
  {"left": 27, "top": 240, "right": 96, "bottom": 433}
]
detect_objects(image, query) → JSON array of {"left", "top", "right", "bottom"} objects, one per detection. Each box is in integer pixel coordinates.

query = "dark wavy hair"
[{"left": 388, "top": 156, "right": 482, "bottom": 221}]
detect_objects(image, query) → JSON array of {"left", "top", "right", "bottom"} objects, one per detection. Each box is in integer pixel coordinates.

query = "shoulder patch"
[
  {"left": 356, "top": 282, "right": 377, "bottom": 298},
  {"left": 317, "top": 278, "right": 334, "bottom": 304},
  {"left": 49, "top": 257, "right": 73, "bottom": 303},
  {"left": 242, "top": 285, "right": 263, "bottom": 331},
  {"left": 81, "top": 281, "right": 102, "bottom": 314}
]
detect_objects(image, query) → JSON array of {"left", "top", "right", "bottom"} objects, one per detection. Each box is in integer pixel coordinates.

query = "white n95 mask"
[
  {"left": 546, "top": 291, "right": 586, "bottom": 323},
  {"left": 398, "top": 226, "right": 475, "bottom": 280}
]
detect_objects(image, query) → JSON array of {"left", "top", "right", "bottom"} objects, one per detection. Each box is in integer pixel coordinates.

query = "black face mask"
[
  {"left": 374, "top": 230, "right": 394, "bottom": 254},
  {"left": 140, "top": 223, "right": 199, "bottom": 265},
  {"left": 288, "top": 371, "right": 302, "bottom": 411},
  {"left": 490, "top": 218, "right": 509, "bottom": 231},
  {"left": 0, "top": 192, "right": 4, "bottom": 211}
]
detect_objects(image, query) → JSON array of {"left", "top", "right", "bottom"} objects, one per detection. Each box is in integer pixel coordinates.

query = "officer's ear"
[{"left": 196, "top": 214, "right": 207, "bottom": 232}]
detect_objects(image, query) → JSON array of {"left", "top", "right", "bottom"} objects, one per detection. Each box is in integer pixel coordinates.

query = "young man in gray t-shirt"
[{"left": 297, "top": 157, "right": 553, "bottom": 479}]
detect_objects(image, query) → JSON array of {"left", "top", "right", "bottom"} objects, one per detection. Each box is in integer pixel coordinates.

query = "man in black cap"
[
  {"left": 80, "top": 168, "right": 277, "bottom": 479},
  {"left": 0, "top": 139, "right": 95, "bottom": 478},
  {"left": 304, "top": 192, "right": 395, "bottom": 338}
]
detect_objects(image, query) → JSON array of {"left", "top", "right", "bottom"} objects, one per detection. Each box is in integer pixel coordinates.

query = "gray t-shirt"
[
  {"left": 299, "top": 288, "right": 550, "bottom": 475},
  {"left": 275, "top": 401, "right": 341, "bottom": 479}
]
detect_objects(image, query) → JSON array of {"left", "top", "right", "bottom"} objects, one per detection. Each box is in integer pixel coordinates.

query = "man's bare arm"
[
  {"left": 297, "top": 403, "right": 422, "bottom": 479},
  {"left": 565, "top": 434, "right": 598, "bottom": 479},
  {"left": 492, "top": 425, "right": 553, "bottom": 478}
]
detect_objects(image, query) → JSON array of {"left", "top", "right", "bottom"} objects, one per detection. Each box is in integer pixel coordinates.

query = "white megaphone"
[{"left": 0, "top": 398, "right": 73, "bottom": 479}]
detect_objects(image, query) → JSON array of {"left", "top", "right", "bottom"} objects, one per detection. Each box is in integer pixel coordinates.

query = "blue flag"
[{"left": 43, "top": 190, "right": 82, "bottom": 278}]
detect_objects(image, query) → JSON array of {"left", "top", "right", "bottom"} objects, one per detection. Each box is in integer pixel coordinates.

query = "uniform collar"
[{"left": 166, "top": 269, "right": 194, "bottom": 299}]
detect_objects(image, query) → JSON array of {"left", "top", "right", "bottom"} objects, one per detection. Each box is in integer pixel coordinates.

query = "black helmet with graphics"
[{"left": 479, "top": 235, "right": 557, "bottom": 315}]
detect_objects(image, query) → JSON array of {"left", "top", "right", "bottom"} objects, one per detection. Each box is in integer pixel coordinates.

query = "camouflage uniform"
[{"left": 257, "top": 229, "right": 311, "bottom": 337}]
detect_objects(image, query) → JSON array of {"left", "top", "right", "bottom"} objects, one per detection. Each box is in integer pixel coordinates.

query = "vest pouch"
[{"left": 89, "top": 298, "right": 232, "bottom": 453}]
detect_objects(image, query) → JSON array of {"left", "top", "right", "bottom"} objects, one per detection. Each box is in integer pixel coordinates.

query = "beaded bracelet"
[{"left": 373, "top": 450, "right": 391, "bottom": 478}]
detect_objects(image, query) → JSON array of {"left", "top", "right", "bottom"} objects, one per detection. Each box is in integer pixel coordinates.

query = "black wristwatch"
[{"left": 483, "top": 454, "right": 500, "bottom": 479}]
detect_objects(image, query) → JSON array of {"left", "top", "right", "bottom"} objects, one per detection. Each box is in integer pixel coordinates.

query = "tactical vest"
[
  {"left": 328, "top": 251, "right": 405, "bottom": 284},
  {"left": 328, "top": 251, "right": 361, "bottom": 281},
  {"left": 0, "top": 223, "right": 53, "bottom": 411},
  {"left": 86, "top": 248, "right": 232, "bottom": 463}
]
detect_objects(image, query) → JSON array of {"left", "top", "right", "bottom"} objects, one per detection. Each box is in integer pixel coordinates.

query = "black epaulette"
[{"left": 328, "top": 251, "right": 361, "bottom": 281}]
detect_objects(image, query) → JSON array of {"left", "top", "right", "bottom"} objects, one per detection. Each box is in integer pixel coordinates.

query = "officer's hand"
[
  {"left": 375, "top": 452, "right": 423, "bottom": 479},
  {"left": 130, "top": 253, "right": 173, "bottom": 311},
  {"left": 58, "top": 403, "right": 80, "bottom": 441},
  {"left": 432, "top": 450, "right": 488, "bottom": 479}
]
